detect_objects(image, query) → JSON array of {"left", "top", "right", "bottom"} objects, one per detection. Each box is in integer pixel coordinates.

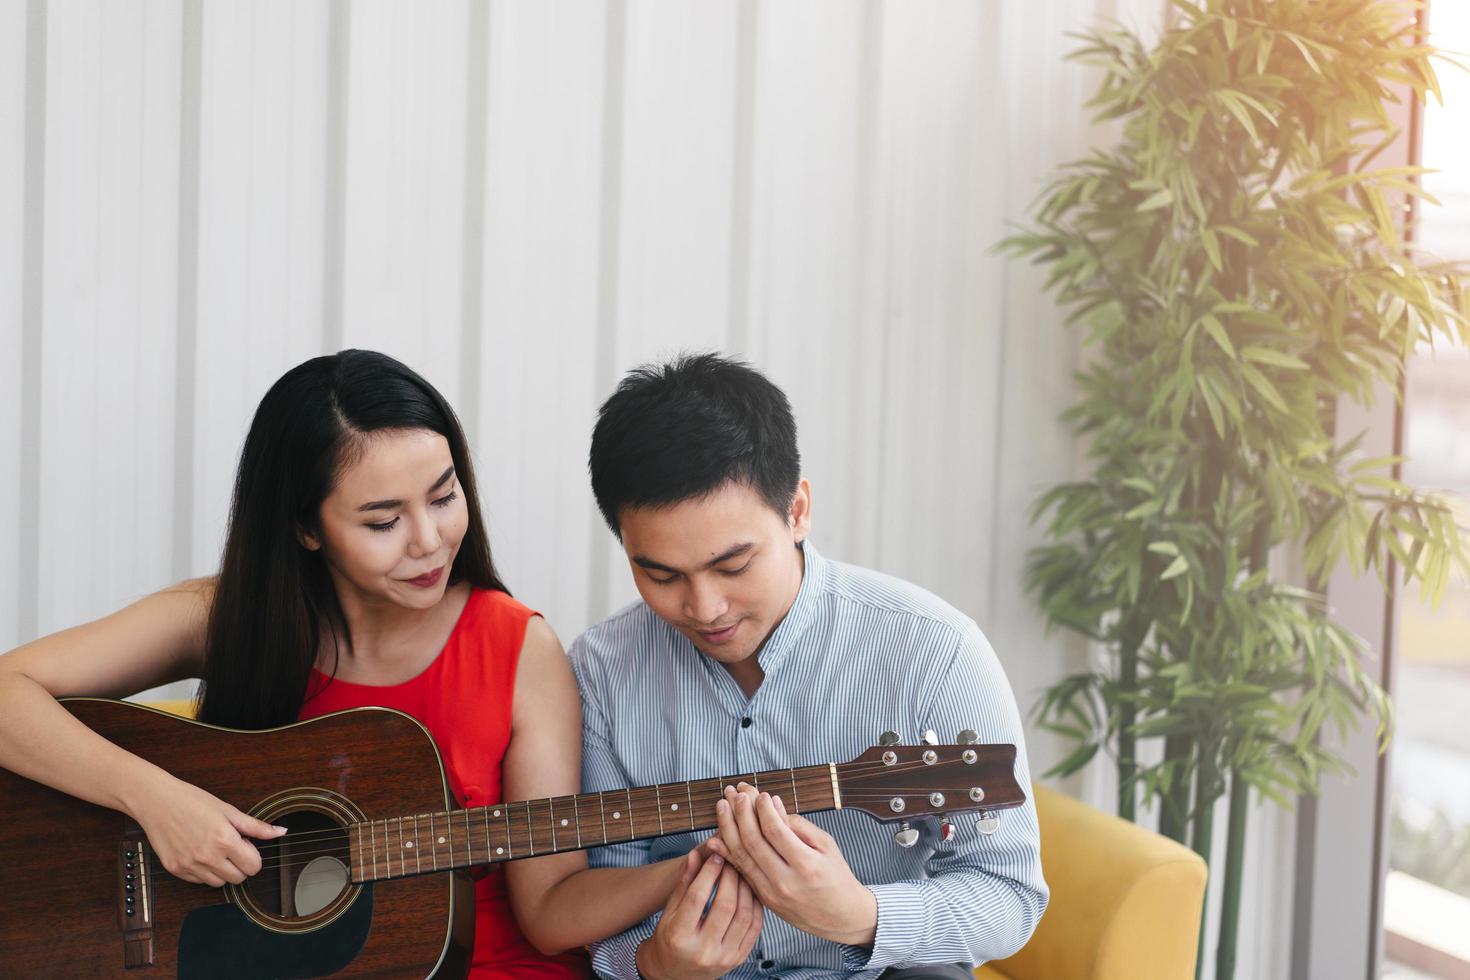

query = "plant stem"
[
  {"left": 1216, "top": 768, "right": 1250, "bottom": 980},
  {"left": 1191, "top": 741, "right": 1218, "bottom": 980},
  {"left": 1118, "top": 618, "right": 1144, "bottom": 822},
  {"left": 1159, "top": 733, "right": 1192, "bottom": 842}
]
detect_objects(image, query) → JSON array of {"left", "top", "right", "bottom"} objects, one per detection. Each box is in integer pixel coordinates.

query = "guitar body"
[{"left": 0, "top": 700, "right": 473, "bottom": 979}]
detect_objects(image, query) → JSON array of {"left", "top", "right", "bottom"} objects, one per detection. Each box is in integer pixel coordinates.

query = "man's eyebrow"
[
  {"left": 356, "top": 466, "right": 456, "bottom": 513},
  {"left": 632, "top": 542, "right": 755, "bottom": 574}
]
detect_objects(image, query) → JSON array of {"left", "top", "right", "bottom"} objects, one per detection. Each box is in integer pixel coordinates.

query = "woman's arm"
[
  {"left": 0, "top": 579, "right": 284, "bottom": 885},
  {"left": 501, "top": 616, "right": 687, "bottom": 955}
]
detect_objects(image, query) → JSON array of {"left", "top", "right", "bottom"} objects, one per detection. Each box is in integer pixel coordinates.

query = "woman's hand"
[{"left": 128, "top": 773, "right": 286, "bottom": 887}]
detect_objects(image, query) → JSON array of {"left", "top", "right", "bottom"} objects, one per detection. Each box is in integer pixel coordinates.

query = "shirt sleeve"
[
  {"left": 855, "top": 623, "right": 1050, "bottom": 972},
  {"left": 567, "top": 633, "right": 662, "bottom": 980}
]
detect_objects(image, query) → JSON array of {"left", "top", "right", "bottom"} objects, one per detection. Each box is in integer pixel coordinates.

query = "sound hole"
[{"left": 243, "top": 810, "right": 351, "bottom": 920}]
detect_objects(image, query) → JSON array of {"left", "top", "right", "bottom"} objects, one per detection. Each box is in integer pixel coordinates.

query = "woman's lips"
[{"left": 406, "top": 566, "right": 445, "bottom": 589}]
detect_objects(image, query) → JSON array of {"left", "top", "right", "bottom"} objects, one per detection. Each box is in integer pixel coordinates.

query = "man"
[{"left": 567, "top": 354, "right": 1047, "bottom": 980}]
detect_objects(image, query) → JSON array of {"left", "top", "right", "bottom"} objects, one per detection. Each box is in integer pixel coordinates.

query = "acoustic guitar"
[{"left": 0, "top": 698, "right": 1026, "bottom": 978}]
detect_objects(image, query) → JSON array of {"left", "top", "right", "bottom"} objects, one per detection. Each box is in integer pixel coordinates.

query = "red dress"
[{"left": 299, "top": 587, "right": 590, "bottom": 979}]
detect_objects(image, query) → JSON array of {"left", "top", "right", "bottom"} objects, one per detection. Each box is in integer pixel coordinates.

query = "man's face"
[{"left": 618, "top": 479, "right": 812, "bottom": 667}]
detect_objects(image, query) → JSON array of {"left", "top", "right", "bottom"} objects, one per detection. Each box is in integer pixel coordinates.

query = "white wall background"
[{"left": 1, "top": 1, "right": 1295, "bottom": 977}]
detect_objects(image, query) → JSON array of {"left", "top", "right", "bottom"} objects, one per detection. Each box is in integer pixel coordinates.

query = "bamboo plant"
[{"left": 1001, "top": 1, "right": 1470, "bottom": 977}]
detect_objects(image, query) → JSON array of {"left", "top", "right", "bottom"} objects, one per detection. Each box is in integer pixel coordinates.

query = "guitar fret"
[{"left": 346, "top": 762, "right": 863, "bottom": 880}]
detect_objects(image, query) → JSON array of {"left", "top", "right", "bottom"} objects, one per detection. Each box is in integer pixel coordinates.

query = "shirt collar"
[{"left": 753, "top": 538, "right": 827, "bottom": 675}]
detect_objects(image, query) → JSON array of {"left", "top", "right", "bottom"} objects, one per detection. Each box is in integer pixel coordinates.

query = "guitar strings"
[{"left": 188, "top": 754, "right": 997, "bottom": 853}]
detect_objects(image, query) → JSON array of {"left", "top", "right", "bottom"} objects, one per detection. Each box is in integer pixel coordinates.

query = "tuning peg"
[
  {"left": 957, "top": 729, "right": 978, "bottom": 745},
  {"left": 939, "top": 817, "right": 955, "bottom": 843},
  {"left": 920, "top": 729, "right": 938, "bottom": 746},
  {"left": 976, "top": 810, "right": 1000, "bottom": 836},
  {"left": 879, "top": 730, "right": 900, "bottom": 746},
  {"left": 893, "top": 821, "right": 919, "bottom": 848}
]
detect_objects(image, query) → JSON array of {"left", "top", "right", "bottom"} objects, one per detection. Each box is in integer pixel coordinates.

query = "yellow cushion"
[
  {"left": 977, "top": 785, "right": 1207, "bottom": 979},
  {"left": 143, "top": 699, "right": 197, "bottom": 718}
]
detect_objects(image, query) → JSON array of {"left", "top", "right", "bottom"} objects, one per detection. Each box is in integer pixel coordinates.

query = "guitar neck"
[{"left": 348, "top": 764, "right": 839, "bottom": 883}]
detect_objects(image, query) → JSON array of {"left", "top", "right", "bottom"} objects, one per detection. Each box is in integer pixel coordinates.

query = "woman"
[{"left": 0, "top": 350, "right": 754, "bottom": 977}]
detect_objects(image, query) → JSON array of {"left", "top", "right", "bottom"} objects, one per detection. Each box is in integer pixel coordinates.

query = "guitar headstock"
[{"left": 836, "top": 731, "right": 1024, "bottom": 842}]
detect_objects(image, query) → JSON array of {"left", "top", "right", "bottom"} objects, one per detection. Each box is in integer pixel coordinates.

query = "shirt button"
[
  {"left": 741, "top": 717, "right": 753, "bottom": 729},
  {"left": 760, "top": 959, "right": 775, "bottom": 971}
]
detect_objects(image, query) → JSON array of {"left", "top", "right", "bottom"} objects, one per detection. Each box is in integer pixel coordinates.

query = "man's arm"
[
  {"left": 855, "top": 622, "right": 1048, "bottom": 971},
  {"left": 567, "top": 636, "right": 661, "bottom": 978},
  {"left": 569, "top": 634, "right": 766, "bottom": 980}
]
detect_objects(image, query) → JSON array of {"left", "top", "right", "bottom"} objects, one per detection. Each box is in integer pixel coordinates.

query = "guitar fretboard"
[{"left": 347, "top": 764, "right": 838, "bottom": 883}]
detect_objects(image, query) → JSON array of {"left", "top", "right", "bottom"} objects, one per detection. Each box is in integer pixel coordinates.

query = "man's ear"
[
  {"left": 297, "top": 525, "right": 322, "bottom": 552},
  {"left": 788, "top": 478, "right": 813, "bottom": 543}
]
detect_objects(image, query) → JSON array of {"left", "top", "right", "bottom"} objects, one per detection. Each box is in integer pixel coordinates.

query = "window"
[{"left": 1382, "top": 4, "right": 1470, "bottom": 978}]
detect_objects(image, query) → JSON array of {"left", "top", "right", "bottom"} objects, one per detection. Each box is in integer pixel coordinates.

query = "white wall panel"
[
  {"left": 476, "top": 0, "right": 609, "bottom": 640},
  {"left": 339, "top": 0, "right": 468, "bottom": 399},
  {"left": 192, "top": 0, "right": 329, "bottom": 573},
  {"left": 0, "top": 0, "right": 28, "bottom": 650},
  {"left": 740, "top": 1, "right": 876, "bottom": 573},
  {"left": 36, "top": 0, "right": 181, "bottom": 634},
  {"left": 868, "top": 1, "right": 1002, "bottom": 627}
]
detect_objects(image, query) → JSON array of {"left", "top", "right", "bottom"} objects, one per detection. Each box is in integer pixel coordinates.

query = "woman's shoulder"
[{"left": 463, "top": 586, "right": 539, "bottom": 629}]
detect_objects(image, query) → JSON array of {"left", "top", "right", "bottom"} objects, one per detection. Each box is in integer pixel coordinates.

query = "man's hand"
[
  {"left": 636, "top": 850, "right": 764, "bottom": 980},
  {"left": 706, "top": 784, "right": 877, "bottom": 947}
]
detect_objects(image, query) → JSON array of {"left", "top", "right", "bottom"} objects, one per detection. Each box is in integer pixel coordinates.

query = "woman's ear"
[{"left": 296, "top": 525, "right": 322, "bottom": 552}]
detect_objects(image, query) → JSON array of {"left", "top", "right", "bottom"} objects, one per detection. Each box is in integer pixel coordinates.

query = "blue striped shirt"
[{"left": 567, "top": 542, "right": 1048, "bottom": 979}]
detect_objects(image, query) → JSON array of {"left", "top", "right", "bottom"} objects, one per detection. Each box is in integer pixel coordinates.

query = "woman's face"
[{"left": 302, "top": 427, "right": 469, "bottom": 612}]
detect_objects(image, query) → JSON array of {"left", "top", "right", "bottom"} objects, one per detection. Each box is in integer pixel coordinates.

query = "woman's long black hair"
[{"left": 196, "top": 350, "right": 507, "bottom": 729}]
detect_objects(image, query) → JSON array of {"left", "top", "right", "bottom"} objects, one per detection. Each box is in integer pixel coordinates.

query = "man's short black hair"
[{"left": 590, "top": 352, "right": 801, "bottom": 538}]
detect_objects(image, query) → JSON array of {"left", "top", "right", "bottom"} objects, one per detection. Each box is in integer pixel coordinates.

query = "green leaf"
[
  {"left": 1199, "top": 227, "right": 1223, "bottom": 270},
  {"left": 1281, "top": 31, "right": 1321, "bottom": 73},
  {"left": 1148, "top": 541, "right": 1181, "bottom": 557},
  {"left": 1138, "top": 188, "right": 1174, "bottom": 211},
  {"left": 1201, "top": 314, "right": 1236, "bottom": 358},
  {"left": 1241, "top": 346, "right": 1309, "bottom": 370},
  {"left": 1160, "top": 555, "right": 1190, "bottom": 580}
]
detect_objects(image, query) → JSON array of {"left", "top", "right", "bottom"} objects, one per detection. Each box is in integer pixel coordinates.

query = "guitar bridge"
[{"left": 117, "top": 834, "right": 155, "bottom": 968}]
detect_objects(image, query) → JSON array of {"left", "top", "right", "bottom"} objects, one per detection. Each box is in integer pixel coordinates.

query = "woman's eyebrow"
[{"left": 356, "top": 466, "right": 456, "bottom": 512}]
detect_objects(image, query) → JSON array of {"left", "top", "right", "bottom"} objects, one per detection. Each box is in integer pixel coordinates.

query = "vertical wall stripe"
[
  {"left": 985, "top": 5, "right": 1014, "bottom": 628},
  {"left": 587, "top": 0, "right": 628, "bottom": 620},
  {"left": 18, "top": 0, "right": 46, "bottom": 643},
  {"left": 321, "top": 0, "right": 350, "bottom": 352},
  {"left": 853, "top": 0, "right": 887, "bottom": 561},
  {"left": 723, "top": 0, "right": 758, "bottom": 353},
  {"left": 457, "top": 0, "right": 490, "bottom": 447},
  {"left": 172, "top": 0, "right": 202, "bottom": 582}
]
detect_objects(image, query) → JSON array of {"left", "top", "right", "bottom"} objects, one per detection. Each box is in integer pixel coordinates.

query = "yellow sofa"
[
  {"left": 978, "top": 785, "right": 1207, "bottom": 980},
  {"left": 145, "top": 701, "right": 1206, "bottom": 979}
]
